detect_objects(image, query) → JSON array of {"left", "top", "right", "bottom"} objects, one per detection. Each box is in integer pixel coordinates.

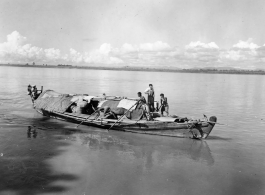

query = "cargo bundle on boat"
[{"left": 27, "top": 86, "right": 217, "bottom": 139}]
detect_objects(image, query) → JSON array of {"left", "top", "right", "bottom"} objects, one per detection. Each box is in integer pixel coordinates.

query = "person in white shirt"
[{"left": 144, "top": 84, "right": 155, "bottom": 112}]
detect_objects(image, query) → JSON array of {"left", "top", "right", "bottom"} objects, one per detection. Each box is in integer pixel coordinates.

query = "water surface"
[{"left": 0, "top": 66, "right": 265, "bottom": 195}]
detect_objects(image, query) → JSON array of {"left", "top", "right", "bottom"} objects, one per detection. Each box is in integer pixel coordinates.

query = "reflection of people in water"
[{"left": 27, "top": 126, "right": 37, "bottom": 138}]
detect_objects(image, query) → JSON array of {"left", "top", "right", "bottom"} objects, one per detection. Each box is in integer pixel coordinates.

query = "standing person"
[
  {"left": 160, "top": 93, "right": 169, "bottom": 116},
  {"left": 144, "top": 84, "right": 155, "bottom": 112},
  {"left": 103, "top": 93, "right": 106, "bottom": 100}
]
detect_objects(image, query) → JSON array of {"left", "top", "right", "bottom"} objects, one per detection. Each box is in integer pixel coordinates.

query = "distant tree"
[{"left": 33, "top": 62, "right": 35, "bottom": 65}]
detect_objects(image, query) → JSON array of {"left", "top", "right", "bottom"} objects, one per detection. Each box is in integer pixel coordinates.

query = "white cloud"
[
  {"left": 232, "top": 38, "right": 259, "bottom": 50},
  {"left": 121, "top": 43, "right": 138, "bottom": 53},
  {"left": 220, "top": 38, "right": 260, "bottom": 62},
  {"left": 0, "top": 31, "right": 123, "bottom": 65},
  {"left": 69, "top": 48, "right": 83, "bottom": 63},
  {"left": 83, "top": 43, "right": 123, "bottom": 64},
  {"left": 220, "top": 50, "right": 242, "bottom": 61},
  {"left": 5, "top": 31, "right": 27, "bottom": 51},
  {"left": 0, "top": 31, "right": 66, "bottom": 64},
  {"left": 2, "top": 31, "right": 265, "bottom": 69},
  {"left": 44, "top": 48, "right": 61, "bottom": 60},
  {"left": 185, "top": 41, "right": 219, "bottom": 50},
  {"left": 184, "top": 41, "right": 220, "bottom": 64}
]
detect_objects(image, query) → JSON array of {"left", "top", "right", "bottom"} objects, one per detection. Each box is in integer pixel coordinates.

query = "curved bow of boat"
[{"left": 202, "top": 116, "right": 217, "bottom": 139}]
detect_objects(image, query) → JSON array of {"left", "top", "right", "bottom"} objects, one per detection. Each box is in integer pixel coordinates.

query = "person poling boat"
[{"left": 160, "top": 93, "right": 169, "bottom": 116}]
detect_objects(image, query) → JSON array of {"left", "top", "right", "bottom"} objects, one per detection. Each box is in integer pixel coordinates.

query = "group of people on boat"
[
  {"left": 27, "top": 83, "right": 168, "bottom": 121},
  {"left": 69, "top": 83, "right": 169, "bottom": 121},
  {"left": 137, "top": 84, "right": 169, "bottom": 116},
  {"left": 95, "top": 84, "right": 169, "bottom": 121},
  {"left": 27, "top": 85, "right": 42, "bottom": 101}
]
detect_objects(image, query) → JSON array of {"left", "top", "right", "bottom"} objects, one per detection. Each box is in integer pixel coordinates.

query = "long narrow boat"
[{"left": 27, "top": 86, "right": 217, "bottom": 139}]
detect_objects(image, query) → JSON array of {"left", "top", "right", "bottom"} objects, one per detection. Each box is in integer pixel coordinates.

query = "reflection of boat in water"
[
  {"left": 28, "top": 87, "right": 217, "bottom": 139},
  {"left": 76, "top": 132, "right": 214, "bottom": 166}
]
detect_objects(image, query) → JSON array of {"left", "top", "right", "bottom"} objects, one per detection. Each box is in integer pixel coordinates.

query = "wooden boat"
[{"left": 27, "top": 86, "right": 217, "bottom": 139}]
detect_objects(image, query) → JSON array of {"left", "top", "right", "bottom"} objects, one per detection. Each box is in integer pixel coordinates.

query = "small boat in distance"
[{"left": 27, "top": 86, "right": 217, "bottom": 139}]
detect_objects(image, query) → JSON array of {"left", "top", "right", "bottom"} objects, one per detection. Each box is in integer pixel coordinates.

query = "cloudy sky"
[{"left": 1, "top": 0, "right": 265, "bottom": 69}]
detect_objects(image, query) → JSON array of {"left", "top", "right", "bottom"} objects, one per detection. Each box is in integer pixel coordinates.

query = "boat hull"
[{"left": 37, "top": 108, "right": 217, "bottom": 139}]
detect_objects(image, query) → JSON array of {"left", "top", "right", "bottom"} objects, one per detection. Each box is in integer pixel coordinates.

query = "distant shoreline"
[{"left": 1, "top": 64, "right": 265, "bottom": 75}]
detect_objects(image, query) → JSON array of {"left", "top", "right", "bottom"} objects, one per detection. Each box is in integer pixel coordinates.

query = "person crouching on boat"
[
  {"left": 136, "top": 92, "right": 146, "bottom": 109},
  {"left": 32, "top": 85, "right": 41, "bottom": 100},
  {"left": 144, "top": 84, "right": 155, "bottom": 112},
  {"left": 136, "top": 92, "right": 153, "bottom": 121},
  {"left": 160, "top": 93, "right": 169, "bottom": 116}
]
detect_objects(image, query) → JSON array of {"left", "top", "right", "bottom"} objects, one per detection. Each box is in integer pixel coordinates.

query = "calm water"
[{"left": 0, "top": 66, "right": 265, "bottom": 195}]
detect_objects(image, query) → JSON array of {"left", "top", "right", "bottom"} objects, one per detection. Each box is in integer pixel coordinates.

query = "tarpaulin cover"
[
  {"left": 99, "top": 100, "right": 120, "bottom": 109},
  {"left": 35, "top": 90, "right": 74, "bottom": 113},
  {"left": 99, "top": 99, "right": 137, "bottom": 110},
  {"left": 117, "top": 99, "right": 137, "bottom": 110},
  {"left": 111, "top": 107, "right": 127, "bottom": 115}
]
